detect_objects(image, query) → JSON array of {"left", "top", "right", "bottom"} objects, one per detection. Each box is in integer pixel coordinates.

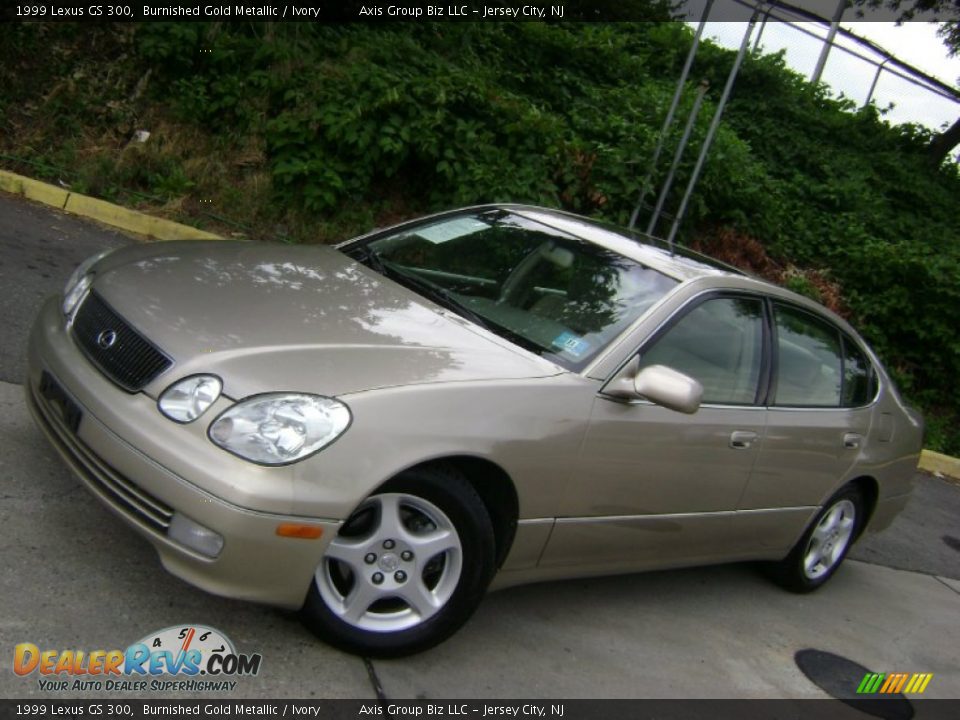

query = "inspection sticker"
[{"left": 552, "top": 331, "right": 591, "bottom": 358}]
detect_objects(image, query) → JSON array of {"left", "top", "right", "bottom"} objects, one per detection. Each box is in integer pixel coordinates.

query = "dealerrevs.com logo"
[{"left": 13, "top": 625, "right": 262, "bottom": 693}]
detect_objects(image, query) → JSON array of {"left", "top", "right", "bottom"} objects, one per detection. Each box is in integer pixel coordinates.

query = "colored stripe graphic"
[
  {"left": 893, "top": 673, "right": 909, "bottom": 693},
  {"left": 857, "top": 673, "right": 885, "bottom": 694},
  {"left": 914, "top": 674, "right": 934, "bottom": 694},
  {"left": 858, "top": 672, "right": 933, "bottom": 694},
  {"left": 880, "top": 673, "right": 905, "bottom": 693}
]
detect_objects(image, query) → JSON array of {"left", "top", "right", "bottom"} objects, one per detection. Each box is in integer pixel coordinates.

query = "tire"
[
  {"left": 769, "top": 484, "right": 864, "bottom": 593},
  {"left": 301, "top": 464, "right": 496, "bottom": 657}
]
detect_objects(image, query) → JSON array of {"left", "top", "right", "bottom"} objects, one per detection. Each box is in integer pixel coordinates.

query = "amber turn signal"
[{"left": 275, "top": 523, "right": 324, "bottom": 539}]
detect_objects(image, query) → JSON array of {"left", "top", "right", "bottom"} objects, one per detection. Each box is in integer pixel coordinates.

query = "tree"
[{"left": 854, "top": 0, "right": 960, "bottom": 165}]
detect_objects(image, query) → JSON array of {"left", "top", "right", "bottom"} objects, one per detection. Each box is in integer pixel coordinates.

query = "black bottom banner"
[{"left": 2, "top": 700, "right": 959, "bottom": 720}]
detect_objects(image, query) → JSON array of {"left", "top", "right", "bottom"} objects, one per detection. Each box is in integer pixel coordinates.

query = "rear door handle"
[
  {"left": 843, "top": 433, "right": 862, "bottom": 449},
  {"left": 729, "top": 430, "right": 758, "bottom": 449}
]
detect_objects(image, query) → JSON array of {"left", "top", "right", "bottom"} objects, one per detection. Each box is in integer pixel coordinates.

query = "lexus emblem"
[{"left": 96, "top": 329, "right": 118, "bottom": 350}]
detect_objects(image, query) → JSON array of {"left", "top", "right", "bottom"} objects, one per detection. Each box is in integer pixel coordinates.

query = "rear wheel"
[
  {"left": 301, "top": 465, "right": 495, "bottom": 656},
  {"left": 769, "top": 484, "right": 864, "bottom": 593}
]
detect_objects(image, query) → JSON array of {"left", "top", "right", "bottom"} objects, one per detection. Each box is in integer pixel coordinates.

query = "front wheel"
[
  {"left": 769, "top": 485, "right": 864, "bottom": 593},
  {"left": 301, "top": 465, "right": 495, "bottom": 657}
]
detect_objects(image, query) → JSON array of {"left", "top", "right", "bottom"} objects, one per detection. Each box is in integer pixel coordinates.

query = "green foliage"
[
  {"left": 2, "top": 20, "right": 959, "bottom": 452},
  {"left": 782, "top": 270, "right": 824, "bottom": 304}
]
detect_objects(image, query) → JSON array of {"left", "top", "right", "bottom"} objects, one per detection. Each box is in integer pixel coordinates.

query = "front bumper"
[{"left": 27, "top": 296, "right": 339, "bottom": 608}]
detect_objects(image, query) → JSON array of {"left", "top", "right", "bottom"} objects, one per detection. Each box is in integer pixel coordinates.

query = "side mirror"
[
  {"left": 604, "top": 358, "right": 703, "bottom": 414},
  {"left": 634, "top": 364, "right": 703, "bottom": 414}
]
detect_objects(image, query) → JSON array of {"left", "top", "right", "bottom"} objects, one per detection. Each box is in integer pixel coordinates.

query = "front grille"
[
  {"left": 30, "top": 376, "right": 175, "bottom": 535},
  {"left": 72, "top": 291, "right": 173, "bottom": 392}
]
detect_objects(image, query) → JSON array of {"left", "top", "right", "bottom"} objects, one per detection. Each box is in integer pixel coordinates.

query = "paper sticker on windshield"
[
  {"left": 416, "top": 218, "right": 491, "bottom": 244},
  {"left": 552, "top": 331, "right": 591, "bottom": 358}
]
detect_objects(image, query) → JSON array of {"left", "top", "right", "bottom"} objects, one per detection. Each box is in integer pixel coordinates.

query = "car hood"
[{"left": 91, "top": 241, "right": 563, "bottom": 398}]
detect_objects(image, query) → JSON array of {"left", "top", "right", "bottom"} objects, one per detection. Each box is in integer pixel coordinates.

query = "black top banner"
[
  {"left": 6, "top": 1, "right": 613, "bottom": 23},
  {"left": 0, "top": 0, "right": 948, "bottom": 23}
]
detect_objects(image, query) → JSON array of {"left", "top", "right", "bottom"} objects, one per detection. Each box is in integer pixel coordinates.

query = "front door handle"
[
  {"left": 729, "top": 430, "right": 758, "bottom": 449},
  {"left": 843, "top": 433, "right": 862, "bottom": 449}
]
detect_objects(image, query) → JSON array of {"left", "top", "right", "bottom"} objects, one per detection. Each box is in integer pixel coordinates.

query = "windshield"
[{"left": 351, "top": 210, "right": 678, "bottom": 370}]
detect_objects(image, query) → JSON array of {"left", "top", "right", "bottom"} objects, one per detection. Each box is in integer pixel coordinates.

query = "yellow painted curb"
[
  {"left": 919, "top": 449, "right": 960, "bottom": 481},
  {"left": 0, "top": 169, "right": 222, "bottom": 241}
]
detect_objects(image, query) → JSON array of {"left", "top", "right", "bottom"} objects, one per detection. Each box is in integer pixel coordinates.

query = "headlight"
[
  {"left": 158, "top": 375, "right": 223, "bottom": 423},
  {"left": 209, "top": 393, "right": 351, "bottom": 465},
  {"left": 62, "top": 273, "right": 93, "bottom": 317},
  {"left": 62, "top": 248, "right": 115, "bottom": 317}
]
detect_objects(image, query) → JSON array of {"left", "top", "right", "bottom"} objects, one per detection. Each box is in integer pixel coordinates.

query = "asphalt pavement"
[
  {"left": 0, "top": 191, "right": 957, "bottom": 700},
  {"left": 0, "top": 193, "right": 129, "bottom": 385}
]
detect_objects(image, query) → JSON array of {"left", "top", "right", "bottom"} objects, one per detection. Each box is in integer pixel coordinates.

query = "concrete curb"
[
  {"left": 0, "top": 169, "right": 222, "bottom": 241},
  {"left": 920, "top": 449, "right": 960, "bottom": 481}
]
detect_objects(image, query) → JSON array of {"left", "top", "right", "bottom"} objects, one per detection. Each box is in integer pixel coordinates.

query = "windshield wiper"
[
  {"left": 379, "top": 261, "right": 497, "bottom": 332},
  {"left": 353, "top": 252, "right": 545, "bottom": 353},
  {"left": 353, "top": 244, "right": 387, "bottom": 275}
]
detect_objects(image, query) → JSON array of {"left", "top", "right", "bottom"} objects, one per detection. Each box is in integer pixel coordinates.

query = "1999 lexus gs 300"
[{"left": 27, "top": 205, "right": 922, "bottom": 655}]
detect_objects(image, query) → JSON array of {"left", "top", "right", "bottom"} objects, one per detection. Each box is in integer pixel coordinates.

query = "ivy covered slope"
[{"left": 0, "top": 22, "right": 957, "bottom": 452}]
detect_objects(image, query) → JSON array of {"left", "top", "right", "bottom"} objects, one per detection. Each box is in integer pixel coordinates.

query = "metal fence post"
[
  {"left": 628, "top": 0, "right": 714, "bottom": 230},
  {"left": 665, "top": 9, "right": 760, "bottom": 252},
  {"left": 811, "top": 0, "right": 847, "bottom": 85},
  {"left": 645, "top": 80, "right": 710, "bottom": 238},
  {"left": 864, "top": 58, "right": 890, "bottom": 108},
  {"left": 753, "top": 7, "right": 771, "bottom": 52}
]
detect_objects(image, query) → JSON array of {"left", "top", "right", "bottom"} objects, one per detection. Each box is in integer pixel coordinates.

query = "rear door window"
[
  {"left": 841, "top": 335, "right": 876, "bottom": 407},
  {"left": 773, "top": 305, "right": 842, "bottom": 407}
]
